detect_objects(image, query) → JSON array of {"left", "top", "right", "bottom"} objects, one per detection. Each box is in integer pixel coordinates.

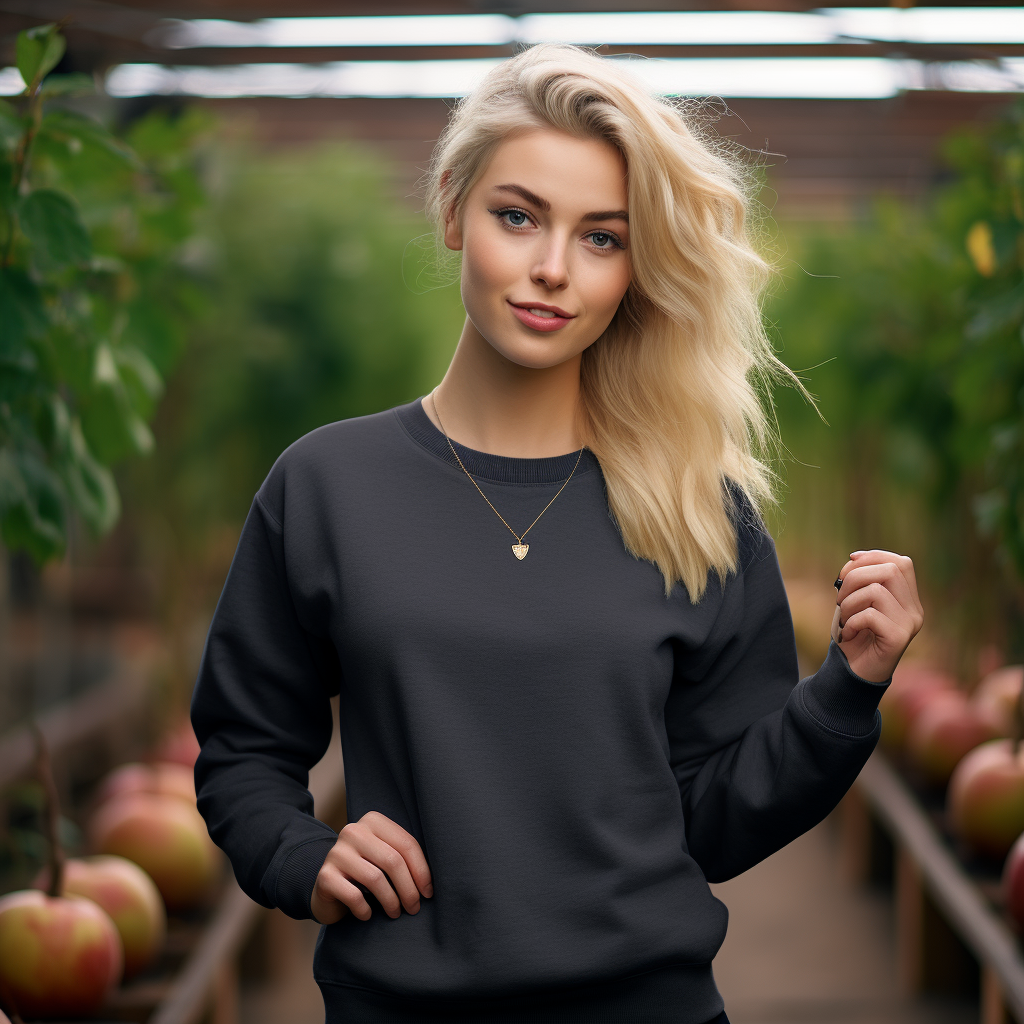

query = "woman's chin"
[
  {"left": 491, "top": 340, "right": 582, "bottom": 371},
  {"left": 477, "top": 325, "right": 593, "bottom": 371}
]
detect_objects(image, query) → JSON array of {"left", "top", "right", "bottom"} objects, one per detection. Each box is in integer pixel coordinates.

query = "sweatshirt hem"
[{"left": 317, "top": 961, "right": 723, "bottom": 1024}]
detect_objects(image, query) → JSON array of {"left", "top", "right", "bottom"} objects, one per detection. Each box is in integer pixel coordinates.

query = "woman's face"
[{"left": 445, "top": 128, "right": 631, "bottom": 370}]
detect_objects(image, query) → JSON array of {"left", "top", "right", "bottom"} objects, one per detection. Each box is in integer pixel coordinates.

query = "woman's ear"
[
  {"left": 443, "top": 211, "right": 463, "bottom": 252},
  {"left": 440, "top": 170, "right": 463, "bottom": 252}
]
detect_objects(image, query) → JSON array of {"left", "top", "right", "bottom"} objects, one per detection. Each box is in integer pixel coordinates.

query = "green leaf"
[
  {"left": 0, "top": 268, "right": 47, "bottom": 354},
  {"left": 17, "top": 188, "right": 91, "bottom": 272},
  {"left": 62, "top": 415, "right": 120, "bottom": 534},
  {"left": 966, "top": 281, "right": 1024, "bottom": 340},
  {"left": 0, "top": 99, "right": 25, "bottom": 152},
  {"left": 0, "top": 445, "right": 66, "bottom": 563},
  {"left": 15, "top": 25, "right": 65, "bottom": 92},
  {"left": 40, "top": 73, "right": 94, "bottom": 98},
  {"left": 39, "top": 110, "right": 140, "bottom": 168},
  {"left": 115, "top": 345, "right": 164, "bottom": 402}
]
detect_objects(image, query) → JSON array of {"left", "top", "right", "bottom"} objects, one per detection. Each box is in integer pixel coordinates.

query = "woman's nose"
[{"left": 530, "top": 239, "right": 570, "bottom": 291}]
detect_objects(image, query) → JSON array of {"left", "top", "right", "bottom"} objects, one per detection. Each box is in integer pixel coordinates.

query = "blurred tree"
[
  {"left": 767, "top": 97, "right": 1024, "bottom": 672},
  {"left": 0, "top": 23, "right": 209, "bottom": 564}
]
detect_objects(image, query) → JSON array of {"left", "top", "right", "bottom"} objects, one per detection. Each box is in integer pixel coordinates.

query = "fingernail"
[
  {"left": 834, "top": 575, "right": 843, "bottom": 590},
  {"left": 850, "top": 551, "right": 864, "bottom": 558},
  {"left": 411, "top": 901, "right": 420, "bottom": 914},
  {"left": 424, "top": 884, "right": 433, "bottom": 897}
]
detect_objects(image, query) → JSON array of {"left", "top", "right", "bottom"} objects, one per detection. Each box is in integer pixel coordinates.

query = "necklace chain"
[{"left": 429, "top": 389, "right": 584, "bottom": 552}]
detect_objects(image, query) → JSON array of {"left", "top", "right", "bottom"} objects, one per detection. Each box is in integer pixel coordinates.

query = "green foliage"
[
  {"left": 768, "top": 97, "right": 1024, "bottom": 662},
  {"left": 15, "top": 24, "right": 65, "bottom": 92},
  {"left": 124, "top": 141, "right": 462, "bottom": 579},
  {"left": 0, "top": 24, "right": 209, "bottom": 563}
]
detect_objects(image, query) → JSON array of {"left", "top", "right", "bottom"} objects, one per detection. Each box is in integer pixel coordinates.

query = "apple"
[
  {"left": 93, "top": 761, "right": 195, "bottom": 810},
  {"left": 906, "top": 689, "right": 1001, "bottom": 785},
  {"left": 879, "top": 663, "right": 956, "bottom": 751},
  {"left": 973, "top": 666, "right": 1024, "bottom": 738},
  {"left": 34, "top": 855, "right": 166, "bottom": 978},
  {"left": 948, "top": 739, "right": 1024, "bottom": 859},
  {"left": 90, "top": 794, "right": 221, "bottom": 911},
  {"left": 0, "top": 890, "right": 122, "bottom": 1017},
  {"left": 153, "top": 719, "right": 200, "bottom": 768},
  {"left": 1003, "top": 830, "right": 1024, "bottom": 929}
]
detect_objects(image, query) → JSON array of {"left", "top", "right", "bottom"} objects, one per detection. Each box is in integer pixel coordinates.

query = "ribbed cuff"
[
  {"left": 273, "top": 833, "right": 338, "bottom": 921},
  {"left": 798, "top": 640, "right": 890, "bottom": 739}
]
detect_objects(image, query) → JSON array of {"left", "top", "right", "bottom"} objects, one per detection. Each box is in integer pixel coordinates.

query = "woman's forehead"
[{"left": 477, "top": 129, "right": 628, "bottom": 213}]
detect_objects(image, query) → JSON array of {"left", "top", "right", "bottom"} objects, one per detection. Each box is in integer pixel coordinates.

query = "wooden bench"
[{"left": 843, "top": 750, "right": 1024, "bottom": 1024}]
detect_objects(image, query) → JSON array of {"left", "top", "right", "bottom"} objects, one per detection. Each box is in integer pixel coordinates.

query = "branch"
[{"left": 31, "top": 723, "right": 64, "bottom": 899}]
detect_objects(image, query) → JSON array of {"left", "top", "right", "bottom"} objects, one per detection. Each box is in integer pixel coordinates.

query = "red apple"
[
  {"left": 34, "top": 855, "right": 166, "bottom": 978},
  {"left": 906, "top": 689, "right": 1001, "bottom": 785},
  {"left": 1003, "top": 830, "right": 1024, "bottom": 929},
  {"left": 153, "top": 719, "right": 200, "bottom": 768},
  {"left": 879, "top": 663, "right": 956, "bottom": 751},
  {"left": 973, "top": 666, "right": 1024, "bottom": 738},
  {"left": 949, "top": 739, "right": 1024, "bottom": 859},
  {"left": 0, "top": 890, "right": 122, "bottom": 1017},
  {"left": 93, "top": 761, "right": 195, "bottom": 810},
  {"left": 90, "top": 794, "right": 220, "bottom": 911}
]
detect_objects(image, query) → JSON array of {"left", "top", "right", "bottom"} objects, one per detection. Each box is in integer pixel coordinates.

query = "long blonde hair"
[{"left": 425, "top": 44, "right": 808, "bottom": 601}]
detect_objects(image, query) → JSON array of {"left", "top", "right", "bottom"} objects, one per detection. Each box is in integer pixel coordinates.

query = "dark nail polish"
[{"left": 834, "top": 575, "right": 843, "bottom": 590}]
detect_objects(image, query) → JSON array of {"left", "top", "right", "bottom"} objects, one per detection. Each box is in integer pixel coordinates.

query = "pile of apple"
[
  {"left": 880, "top": 662, "right": 1024, "bottom": 932},
  {"left": 0, "top": 720, "right": 221, "bottom": 1019}
]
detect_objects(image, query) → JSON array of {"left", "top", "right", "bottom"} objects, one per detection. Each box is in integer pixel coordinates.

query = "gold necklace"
[{"left": 429, "top": 389, "right": 584, "bottom": 561}]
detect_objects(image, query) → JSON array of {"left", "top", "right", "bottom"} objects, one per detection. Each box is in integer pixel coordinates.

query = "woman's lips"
[{"left": 508, "top": 301, "right": 575, "bottom": 333}]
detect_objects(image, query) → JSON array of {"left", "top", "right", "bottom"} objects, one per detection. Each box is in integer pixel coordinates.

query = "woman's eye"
[
  {"left": 587, "top": 231, "right": 621, "bottom": 249},
  {"left": 497, "top": 209, "right": 529, "bottom": 227}
]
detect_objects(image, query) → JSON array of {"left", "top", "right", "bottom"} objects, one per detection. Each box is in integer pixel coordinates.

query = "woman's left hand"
[{"left": 834, "top": 549, "right": 924, "bottom": 683}]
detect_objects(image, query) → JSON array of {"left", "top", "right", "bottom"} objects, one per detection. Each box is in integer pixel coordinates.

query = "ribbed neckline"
[{"left": 394, "top": 397, "right": 600, "bottom": 485}]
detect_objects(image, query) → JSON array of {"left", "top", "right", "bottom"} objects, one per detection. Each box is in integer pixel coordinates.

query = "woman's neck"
[{"left": 424, "top": 317, "right": 584, "bottom": 459}]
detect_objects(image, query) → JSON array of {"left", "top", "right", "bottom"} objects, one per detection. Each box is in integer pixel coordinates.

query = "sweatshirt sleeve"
[
  {"left": 190, "top": 487, "right": 341, "bottom": 921},
  {"left": 667, "top": 501, "right": 890, "bottom": 883}
]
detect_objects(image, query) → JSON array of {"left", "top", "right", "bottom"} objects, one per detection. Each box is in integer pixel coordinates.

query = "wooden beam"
[{"left": 0, "top": 658, "right": 152, "bottom": 788}]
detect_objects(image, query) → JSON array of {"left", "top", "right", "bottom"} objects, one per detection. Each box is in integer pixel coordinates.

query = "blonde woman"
[{"left": 192, "top": 44, "right": 923, "bottom": 1023}]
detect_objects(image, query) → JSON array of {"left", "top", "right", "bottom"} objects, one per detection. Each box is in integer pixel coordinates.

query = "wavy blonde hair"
[{"left": 425, "top": 44, "right": 809, "bottom": 601}]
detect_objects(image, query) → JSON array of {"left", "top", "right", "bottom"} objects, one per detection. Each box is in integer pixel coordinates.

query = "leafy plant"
[
  {"left": 127, "top": 141, "right": 462, "bottom": 537},
  {"left": 767, "top": 96, "right": 1024, "bottom": 666},
  {"left": 0, "top": 23, "right": 208, "bottom": 563}
]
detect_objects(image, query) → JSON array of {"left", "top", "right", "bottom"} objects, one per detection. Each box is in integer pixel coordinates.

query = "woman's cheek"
[
  {"left": 461, "top": 237, "right": 517, "bottom": 324},
  {"left": 585, "top": 261, "right": 630, "bottom": 332}
]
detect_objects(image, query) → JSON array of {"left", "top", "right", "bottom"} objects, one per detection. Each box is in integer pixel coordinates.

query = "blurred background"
[{"left": 0, "top": 2, "right": 1023, "bottom": 1023}]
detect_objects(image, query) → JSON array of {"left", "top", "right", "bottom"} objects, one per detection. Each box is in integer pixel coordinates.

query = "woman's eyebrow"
[
  {"left": 493, "top": 183, "right": 549, "bottom": 210},
  {"left": 582, "top": 210, "right": 629, "bottom": 223}
]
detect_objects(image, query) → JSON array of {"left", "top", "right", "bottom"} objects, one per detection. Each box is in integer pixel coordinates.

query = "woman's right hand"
[{"left": 310, "top": 811, "right": 433, "bottom": 924}]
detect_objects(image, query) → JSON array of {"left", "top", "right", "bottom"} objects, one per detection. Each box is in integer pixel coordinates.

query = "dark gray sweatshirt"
[{"left": 191, "top": 396, "right": 889, "bottom": 1022}]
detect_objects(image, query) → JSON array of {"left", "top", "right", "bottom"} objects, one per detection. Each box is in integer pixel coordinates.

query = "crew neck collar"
[{"left": 394, "top": 397, "right": 600, "bottom": 485}]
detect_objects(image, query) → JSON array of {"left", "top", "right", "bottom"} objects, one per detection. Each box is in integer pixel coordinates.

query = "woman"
[{"left": 191, "top": 44, "right": 923, "bottom": 1023}]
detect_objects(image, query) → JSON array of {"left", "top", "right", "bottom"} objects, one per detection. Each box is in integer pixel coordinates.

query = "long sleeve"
[
  {"left": 191, "top": 489, "right": 341, "bottom": 921},
  {"left": 667, "top": 507, "right": 890, "bottom": 883}
]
